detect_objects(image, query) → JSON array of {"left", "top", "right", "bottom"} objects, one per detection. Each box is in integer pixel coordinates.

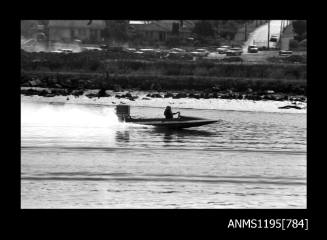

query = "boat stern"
[{"left": 115, "top": 105, "right": 130, "bottom": 122}]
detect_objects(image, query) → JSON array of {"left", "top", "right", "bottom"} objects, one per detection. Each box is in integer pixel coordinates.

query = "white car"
[
  {"left": 170, "top": 48, "right": 186, "bottom": 52},
  {"left": 247, "top": 45, "right": 259, "bottom": 53},
  {"left": 139, "top": 48, "right": 155, "bottom": 52},
  {"left": 81, "top": 47, "right": 102, "bottom": 52},
  {"left": 191, "top": 48, "right": 209, "bottom": 57},
  {"left": 58, "top": 48, "right": 74, "bottom": 54},
  {"left": 206, "top": 52, "right": 221, "bottom": 59},
  {"left": 124, "top": 48, "right": 137, "bottom": 52},
  {"left": 217, "top": 45, "right": 231, "bottom": 54},
  {"left": 51, "top": 50, "right": 64, "bottom": 53}
]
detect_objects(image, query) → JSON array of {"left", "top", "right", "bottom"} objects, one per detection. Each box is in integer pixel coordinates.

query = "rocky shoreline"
[
  {"left": 21, "top": 86, "right": 306, "bottom": 103},
  {"left": 21, "top": 69, "right": 306, "bottom": 104}
]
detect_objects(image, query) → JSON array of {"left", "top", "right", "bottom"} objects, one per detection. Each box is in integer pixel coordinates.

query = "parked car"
[
  {"left": 191, "top": 48, "right": 209, "bottom": 57},
  {"left": 270, "top": 35, "right": 278, "bottom": 42},
  {"left": 59, "top": 49, "right": 74, "bottom": 54},
  {"left": 170, "top": 48, "right": 186, "bottom": 52},
  {"left": 279, "top": 50, "right": 293, "bottom": 56},
  {"left": 205, "top": 52, "right": 221, "bottom": 59},
  {"left": 99, "top": 44, "right": 109, "bottom": 50},
  {"left": 123, "top": 48, "right": 137, "bottom": 54},
  {"left": 81, "top": 47, "right": 102, "bottom": 52},
  {"left": 51, "top": 49, "right": 73, "bottom": 54},
  {"left": 164, "top": 52, "right": 191, "bottom": 60},
  {"left": 226, "top": 47, "right": 243, "bottom": 56},
  {"left": 51, "top": 50, "right": 63, "bottom": 53},
  {"left": 73, "top": 39, "right": 82, "bottom": 44},
  {"left": 217, "top": 45, "right": 231, "bottom": 54},
  {"left": 247, "top": 45, "right": 259, "bottom": 53}
]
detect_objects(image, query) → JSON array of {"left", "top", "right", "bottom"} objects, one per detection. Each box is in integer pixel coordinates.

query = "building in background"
[
  {"left": 48, "top": 20, "right": 106, "bottom": 44},
  {"left": 128, "top": 20, "right": 196, "bottom": 42},
  {"left": 280, "top": 24, "right": 294, "bottom": 50}
]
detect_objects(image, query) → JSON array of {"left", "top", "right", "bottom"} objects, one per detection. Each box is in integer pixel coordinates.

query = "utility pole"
[
  {"left": 280, "top": 20, "right": 283, "bottom": 37},
  {"left": 279, "top": 20, "right": 284, "bottom": 50},
  {"left": 267, "top": 20, "right": 270, "bottom": 49},
  {"left": 244, "top": 22, "right": 247, "bottom": 41}
]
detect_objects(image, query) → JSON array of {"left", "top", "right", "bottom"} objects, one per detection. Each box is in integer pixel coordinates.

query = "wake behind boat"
[{"left": 115, "top": 105, "right": 218, "bottom": 129}]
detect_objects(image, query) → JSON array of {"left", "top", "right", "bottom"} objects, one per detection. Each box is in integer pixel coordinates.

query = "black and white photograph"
[{"left": 20, "top": 20, "right": 307, "bottom": 209}]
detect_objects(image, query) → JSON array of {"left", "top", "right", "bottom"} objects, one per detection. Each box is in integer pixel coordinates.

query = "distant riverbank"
[{"left": 21, "top": 51, "right": 306, "bottom": 102}]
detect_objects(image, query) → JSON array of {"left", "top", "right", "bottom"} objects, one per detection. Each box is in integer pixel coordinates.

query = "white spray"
[
  {"left": 21, "top": 102, "right": 120, "bottom": 128},
  {"left": 21, "top": 102, "right": 134, "bottom": 147}
]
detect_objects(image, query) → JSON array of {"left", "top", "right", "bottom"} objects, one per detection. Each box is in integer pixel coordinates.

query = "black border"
[{"left": 12, "top": 4, "right": 317, "bottom": 234}]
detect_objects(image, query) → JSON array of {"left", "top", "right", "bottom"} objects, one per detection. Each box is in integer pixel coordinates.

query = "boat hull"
[{"left": 124, "top": 116, "right": 218, "bottom": 129}]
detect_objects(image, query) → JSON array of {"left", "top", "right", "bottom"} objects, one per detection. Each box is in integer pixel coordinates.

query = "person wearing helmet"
[{"left": 164, "top": 106, "right": 180, "bottom": 119}]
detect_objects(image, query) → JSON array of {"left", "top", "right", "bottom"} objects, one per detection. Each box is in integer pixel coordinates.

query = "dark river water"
[{"left": 21, "top": 100, "right": 306, "bottom": 208}]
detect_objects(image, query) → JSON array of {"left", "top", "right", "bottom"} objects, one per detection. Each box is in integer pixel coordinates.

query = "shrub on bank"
[
  {"left": 289, "top": 39, "right": 299, "bottom": 50},
  {"left": 221, "top": 57, "right": 243, "bottom": 62},
  {"left": 285, "top": 55, "right": 306, "bottom": 64},
  {"left": 267, "top": 55, "right": 306, "bottom": 65},
  {"left": 21, "top": 70, "right": 306, "bottom": 95},
  {"left": 21, "top": 51, "right": 306, "bottom": 80},
  {"left": 298, "top": 39, "right": 307, "bottom": 49}
]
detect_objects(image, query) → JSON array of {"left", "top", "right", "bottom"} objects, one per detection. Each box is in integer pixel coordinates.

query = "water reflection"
[
  {"left": 112, "top": 126, "right": 216, "bottom": 147},
  {"left": 115, "top": 130, "right": 130, "bottom": 143},
  {"left": 163, "top": 131, "right": 174, "bottom": 143},
  {"left": 153, "top": 128, "right": 215, "bottom": 144}
]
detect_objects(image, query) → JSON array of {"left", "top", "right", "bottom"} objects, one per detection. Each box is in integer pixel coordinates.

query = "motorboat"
[
  {"left": 124, "top": 116, "right": 218, "bottom": 128},
  {"left": 115, "top": 105, "right": 218, "bottom": 129}
]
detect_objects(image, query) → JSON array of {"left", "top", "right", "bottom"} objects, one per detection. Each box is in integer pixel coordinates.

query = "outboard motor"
[{"left": 115, "top": 105, "right": 130, "bottom": 122}]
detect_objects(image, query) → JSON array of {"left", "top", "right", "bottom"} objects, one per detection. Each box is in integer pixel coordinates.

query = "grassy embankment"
[{"left": 21, "top": 51, "right": 307, "bottom": 96}]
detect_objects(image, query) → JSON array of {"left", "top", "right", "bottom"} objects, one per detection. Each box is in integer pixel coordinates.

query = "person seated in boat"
[{"left": 164, "top": 106, "right": 180, "bottom": 119}]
